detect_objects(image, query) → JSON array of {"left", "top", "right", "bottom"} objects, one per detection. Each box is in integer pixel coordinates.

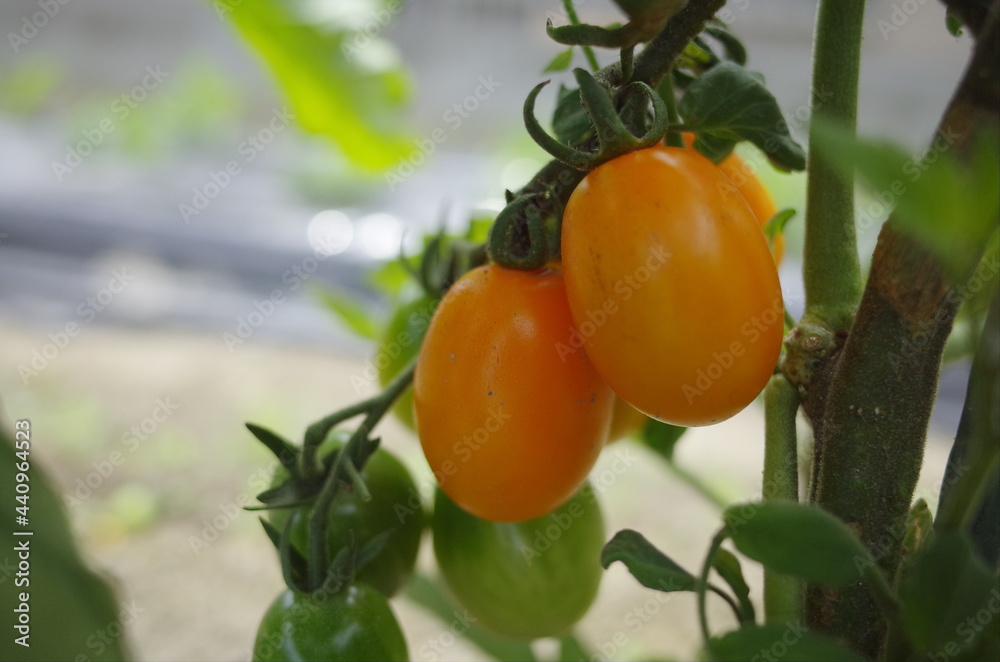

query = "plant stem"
[
  {"left": 665, "top": 457, "right": 728, "bottom": 509},
  {"left": 697, "top": 528, "right": 731, "bottom": 643},
  {"left": 762, "top": 375, "right": 803, "bottom": 625},
  {"left": 562, "top": 0, "right": 600, "bottom": 71},
  {"left": 801, "top": 0, "right": 865, "bottom": 331}
]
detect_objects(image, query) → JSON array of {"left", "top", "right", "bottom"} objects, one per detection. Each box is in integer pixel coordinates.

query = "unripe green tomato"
[
  {"left": 253, "top": 585, "right": 408, "bottom": 662},
  {"left": 268, "top": 438, "right": 424, "bottom": 598},
  {"left": 377, "top": 296, "right": 437, "bottom": 431},
  {"left": 432, "top": 483, "right": 605, "bottom": 639}
]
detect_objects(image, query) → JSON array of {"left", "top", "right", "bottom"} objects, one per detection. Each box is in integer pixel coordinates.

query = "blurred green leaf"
[
  {"left": 641, "top": 419, "right": 686, "bottom": 461},
  {"left": 0, "top": 58, "right": 62, "bottom": 116},
  {"left": 221, "top": 0, "right": 412, "bottom": 170},
  {"left": 713, "top": 548, "right": 755, "bottom": 623},
  {"left": 899, "top": 531, "right": 999, "bottom": 658},
  {"left": 764, "top": 209, "right": 796, "bottom": 241},
  {"left": 317, "top": 289, "right": 380, "bottom": 340},
  {"left": 544, "top": 48, "right": 574, "bottom": 73},
  {"left": 678, "top": 62, "right": 806, "bottom": 171},
  {"left": 706, "top": 624, "right": 866, "bottom": 662},
  {"left": 724, "top": 502, "right": 871, "bottom": 587},
  {"left": 811, "top": 120, "right": 1000, "bottom": 281},
  {"left": 601, "top": 529, "right": 698, "bottom": 592},
  {"left": 552, "top": 84, "right": 592, "bottom": 146},
  {"left": 1, "top": 423, "right": 132, "bottom": 661}
]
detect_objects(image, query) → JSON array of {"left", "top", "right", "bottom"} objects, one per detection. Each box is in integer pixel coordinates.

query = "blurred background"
[{"left": 0, "top": 0, "right": 978, "bottom": 660}]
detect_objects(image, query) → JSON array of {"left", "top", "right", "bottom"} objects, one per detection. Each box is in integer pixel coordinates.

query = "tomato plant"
[
  {"left": 268, "top": 436, "right": 424, "bottom": 598},
  {"left": 432, "top": 484, "right": 605, "bottom": 639},
  {"left": 253, "top": 585, "right": 408, "bottom": 662},
  {"left": 413, "top": 264, "right": 613, "bottom": 522},
  {"left": 561, "top": 145, "right": 784, "bottom": 427}
]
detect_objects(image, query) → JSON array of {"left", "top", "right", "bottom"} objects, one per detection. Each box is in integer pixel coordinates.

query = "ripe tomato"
[
  {"left": 413, "top": 264, "right": 613, "bottom": 522},
  {"left": 607, "top": 396, "right": 648, "bottom": 443},
  {"left": 253, "top": 584, "right": 408, "bottom": 662},
  {"left": 432, "top": 484, "right": 604, "bottom": 639},
  {"left": 268, "top": 438, "right": 424, "bottom": 598},
  {"left": 377, "top": 296, "right": 437, "bottom": 431},
  {"left": 717, "top": 151, "right": 785, "bottom": 265},
  {"left": 562, "top": 145, "right": 783, "bottom": 426}
]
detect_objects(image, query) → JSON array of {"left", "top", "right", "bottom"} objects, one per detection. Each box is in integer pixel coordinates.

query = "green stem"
[
  {"left": 802, "top": 0, "right": 866, "bottom": 331},
  {"left": 762, "top": 375, "right": 803, "bottom": 625},
  {"left": 698, "top": 528, "right": 731, "bottom": 643},
  {"left": 660, "top": 74, "right": 683, "bottom": 148},
  {"left": 306, "top": 361, "right": 416, "bottom": 589},
  {"left": 665, "top": 458, "right": 728, "bottom": 510},
  {"left": 561, "top": 0, "right": 600, "bottom": 71}
]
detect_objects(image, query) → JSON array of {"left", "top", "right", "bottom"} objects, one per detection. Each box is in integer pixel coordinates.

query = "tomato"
[
  {"left": 268, "top": 439, "right": 424, "bottom": 598},
  {"left": 377, "top": 296, "right": 437, "bottom": 431},
  {"left": 253, "top": 584, "right": 408, "bottom": 662},
  {"left": 682, "top": 134, "right": 784, "bottom": 264},
  {"left": 562, "top": 145, "right": 784, "bottom": 427},
  {"left": 608, "top": 396, "right": 648, "bottom": 443},
  {"left": 717, "top": 151, "right": 785, "bottom": 265},
  {"left": 413, "top": 264, "right": 613, "bottom": 522},
  {"left": 432, "top": 484, "right": 604, "bottom": 639}
]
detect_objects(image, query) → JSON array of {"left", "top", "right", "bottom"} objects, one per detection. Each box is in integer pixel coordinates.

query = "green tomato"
[
  {"left": 253, "top": 585, "right": 408, "bottom": 662},
  {"left": 377, "top": 296, "right": 437, "bottom": 431},
  {"left": 269, "top": 439, "right": 424, "bottom": 598},
  {"left": 432, "top": 483, "right": 605, "bottom": 639}
]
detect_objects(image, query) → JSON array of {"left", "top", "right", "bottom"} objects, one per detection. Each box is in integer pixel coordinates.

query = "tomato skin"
[
  {"left": 717, "top": 151, "right": 785, "bottom": 265},
  {"left": 378, "top": 296, "right": 437, "bottom": 431},
  {"left": 268, "top": 441, "right": 424, "bottom": 598},
  {"left": 253, "top": 585, "right": 408, "bottom": 662},
  {"left": 562, "top": 146, "right": 783, "bottom": 427},
  {"left": 413, "top": 264, "right": 613, "bottom": 522},
  {"left": 432, "top": 484, "right": 604, "bottom": 639}
]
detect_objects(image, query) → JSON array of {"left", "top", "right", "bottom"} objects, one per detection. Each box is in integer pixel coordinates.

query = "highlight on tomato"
[
  {"left": 413, "top": 264, "right": 613, "bottom": 522},
  {"left": 432, "top": 483, "right": 605, "bottom": 639},
  {"left": 561, "top": 145, "right": 784, "bottom": 427}
]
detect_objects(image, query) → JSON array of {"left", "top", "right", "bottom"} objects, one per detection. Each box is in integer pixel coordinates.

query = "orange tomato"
[
  {"left": 561, "top": 146, "right": 783, "bottom": 426},
  {"left": 413, "top": 264, "right": 613, "bottom": 522}
]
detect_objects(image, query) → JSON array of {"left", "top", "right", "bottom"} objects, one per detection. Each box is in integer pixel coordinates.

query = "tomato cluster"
[{"left": 413, "top": 143, "right": 783, "bottom": 521}]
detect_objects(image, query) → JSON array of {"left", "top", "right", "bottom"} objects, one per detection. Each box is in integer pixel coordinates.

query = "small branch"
[
  {"left": 762, "top": 375, "right": 803, "bottom": 625},
  {"left": 561, "top": 0, "right": 600, "bottom": 71},
  {"left": 801, "top": 0, "right": 866, "bottom": 331}
]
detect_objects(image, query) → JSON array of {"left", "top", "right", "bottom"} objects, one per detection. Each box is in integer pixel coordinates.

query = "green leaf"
[
  {"left": 222, "top": 0, "right": 412, "bottom": 170},
  {"left": 704, "top": 23, "right": 747, "bottom": 65},
  {"left": 899, "top": 530, "right": 1000, "bottom": 657},
  {"left": 713, "top": 548, "right": 755, "bottom": 623},
  {"left": 245, "top": 422, "right": 298, "bottom": 469},
  {"left": 724, "top": 502, "right": 871, "bottom": 587},
  {"left": 706, "top": 624, "right": 867, "bottom": 662},
  {"left": 678, "top": 62, "right": 806, "bottom": 171},
  {"left": 1, "top": 424, "right": 132, "bottom": 661},
  {"left": 600, "top": 529, "right": 697, "bottom": 592},
  {"left": 551, "top": 84, "right": 592, "bottom": 146},
  {"left": 405, "top": 573, "right": 537, "bottom": 662},
  {"left": 764, "top": 209, "right": 796, "bottom": 241},
  {"left": 811, "top": 120, "right": 1000, "bottom": 281},
  {"left": 544, "top": 48, "right": 574, "bottom": 73},
  {"left": 558, "top": 633, "right": 591, "bottom": 662},
  {"left": 316, "top": 289, "right": 381, "bottom": 340},
  {"left": 640, "top": 419, "right": 686, "bottom": 461},
  {"left": 946, "top": 10, "right": 964, "bottom": 37}
]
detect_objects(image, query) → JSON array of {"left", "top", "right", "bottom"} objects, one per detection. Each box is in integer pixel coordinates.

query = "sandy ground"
[{"left": 0, "top": 320, "right": 955, "bottom": 661}]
